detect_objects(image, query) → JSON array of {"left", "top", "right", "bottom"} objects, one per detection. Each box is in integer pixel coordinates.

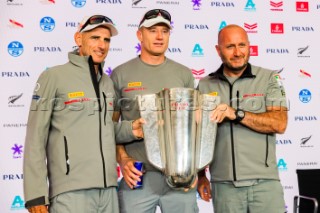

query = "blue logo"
[
  {"left": 299, "top": 89, "right": 311, "bottom": 103},
  {"left": 192, "top": 44, "right": 204, "bottom": 57},
  {"left": 40, "top": 16, "right": 55, "bottom": 32},
  {"left": 244, "top": 0, "right": 256, "bottom": 11},
  {"left": 11, "top": 195, "right": 25, "bottom": 210},
  {"left": 277, "top": 158, "right": 288, "bottom": 171},
  {"left": 71, "top": 0, "right": 86, "bottom": 7},
  {"left": 219, "top": 21, "right": 227, "bottom": 31},
  {"left": 8, "top": 41, "right": 24, "bottom": 57}
]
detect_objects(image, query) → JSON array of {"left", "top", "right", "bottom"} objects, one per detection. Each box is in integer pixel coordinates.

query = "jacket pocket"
[{"left": 64, "top": 136, "right": 70, "bottom": 175}]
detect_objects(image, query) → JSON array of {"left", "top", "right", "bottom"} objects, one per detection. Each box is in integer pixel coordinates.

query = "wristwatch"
[{"left": 234, "top": 109, "right": 245, "bottom": 123}]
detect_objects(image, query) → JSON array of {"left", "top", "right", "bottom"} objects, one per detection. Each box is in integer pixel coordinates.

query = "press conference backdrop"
[{"left": 1, "top": 0, "right": 319, "bottom": 212}]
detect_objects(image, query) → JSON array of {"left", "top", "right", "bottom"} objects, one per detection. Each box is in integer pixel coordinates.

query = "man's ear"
[
  {"left": 74, "top": 32, "right": 82, "bottom": 47},
  {"left": 136, "top": 29, "right": 143, "bottom": 42}
]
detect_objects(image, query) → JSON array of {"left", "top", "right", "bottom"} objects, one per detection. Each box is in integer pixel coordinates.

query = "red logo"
[
  {"left": 192, "top": 69, "right": 205, "bottom": 76},
  {"left": 271, "top": 23, "right": 284, "bottom": 34},
  {"left": 244, "top": 23, "right": 257, "bottom": 30},
  {"left": 296, "top": 1, "right": 309, "bottom": 12},
  {"left": 250, "top": 46, "right": 258, "bottom": 56},
  {"left": 192, "top": 69, "right": 205, "bottom": 80},
  {"left": 270, "top": 1, "right": 283, "bottom": 11},
  {"left": 244, "top": 23, "right": 258, "bottom": 33},
  {"left": 300, "top": 69, "right": 311, "bottom": 77},
  {"left": 9, "top": 19, "right": 23, "bottom": 28}
]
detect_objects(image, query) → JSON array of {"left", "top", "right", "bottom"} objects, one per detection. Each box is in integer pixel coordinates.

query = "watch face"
[{"left": 237, "top": 110, "right": 245, "bottom": 118}]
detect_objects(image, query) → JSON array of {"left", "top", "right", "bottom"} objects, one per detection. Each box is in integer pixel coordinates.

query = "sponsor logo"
[
  {"left": 299, "top": 89, "right": 311, "bottom": 103},
  {"left": 250, "top": 45, "right": 258, "bottom": 56},
  {"left": 3, "top": 123, "right": 27, "bottom": 128},
  {"left": 292, "top": 26, "right": 314, "bottom": 32},
  {"left": 211, "top": 1, "right": 235, "bottom": 7},
  {"left": 105, "top": 67, "right": 112, "bottom": 76},
  {"left": 39, "top": 0, "right": 55, "bottom": 4},
  {"left": 3, "top": 174, "right": 23, "bottom": 180},
  {"left": 300, "top": 135, "right": 313, "bottom": 148},
  {"left": 12, "top": 143, "right": 23, "bottom": 159},
  {"left": 11, "top": 196, "right": 25, "bottom": 210},
  {"left": 7, "top": 0, "right": 23, "bottom": 6},
  {"left": 192, "top": 44, "right": 204, "bottom": 57},
  {"left": 66, "top": 21, "right": 79, "bottom": 28},
  {"left": 299, "top": 69, "right": 311, "bottom": 78},
  {"left": 124, "top": 87, "right": 146, "bottom": 92},
  {"left": 8, "top": 19, "right": 23, "bottom": 28},
  {"left": 192, "top": 69, "right": 205, "bottom": 79},
  {"left": 271, "top": 23, "right": 284, "bottom": 34},
  {"left": 276, "top": 139, "right": 292, "bottom": 145},
  {"left": 7, "top": 41, "right": 24, "bottom": 57},
  {"left": 277, "top": 158, "right": 288, "bottom": 171},
  {"left": 156, "top": 1, "right": 179, "bottom": 5},
  {"left": 132, "top": 0, "right": 146, "bottom": 8},
  {"left": 71, "top": 0, "right": 86, "bottom": 8},
  {"left": 1, "top": 72, "right": 30, "bottom": 78},
  {"left": 266, "top": 48, "right": 289, "bottom": 54},
  {"left": 297, "top": 46, "right": 310, "bottom": 58},
  {"left": 244, "top": 23, "right": 258, "bottom": 33},
  {"left": 135, "top": 43, "right": 141, "bottom": 54},
  {"left": 185, "top": 24, "right": 209, "bottom": 30},
  {"left": 219, "top": 21, "right": 227, "bottom": 31},
  {"left": 8, "top": 93, "right": 24, "bottom": 107},
  {"left": 167, "top": 48, "right": 182, "bottom": 53},
  {"left": 244, "top": 0, "right": 256, "bottom": 12},
  {"left": 270, "top": 1, "right": 283, "bottom": 11},
  {"left": 68, "top": 92, "right": 85, "bottom": 98},
  {"left": 297, "top": 162, "right": 318, "bottom": 166},
  {"left": 296, "top": 1, "right": 309, "bottom": 12},
  {"left": 109, "top": 47, "right": 122, "bottom": 52},
  {"left": 127, "top": 23, "right": 139, "bottom": 28},
  {"left": 128, "top": 82, "right": 142, "bottom": 87},
  {"left": 96, "top": 0, "right": 123, "bottom": 4},
  {"left": 294, "top": 115, "right": 317, "bottom": 121},
  {"left": 40, "top": 16, "right": 55, "bottom": 32},
  {"left": 192, "top": 0, "right": 202, "bottom": 10},
  {"left": 34, "top": 47, "right": 62, "bottom": 52},
  {"left": 283, "top": 185, "right": 294, "bottom": 190}
]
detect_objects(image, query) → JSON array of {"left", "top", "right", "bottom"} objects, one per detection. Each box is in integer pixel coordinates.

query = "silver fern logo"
[{"left": 8, "top": 93, "right": 22, "bottom": 104}]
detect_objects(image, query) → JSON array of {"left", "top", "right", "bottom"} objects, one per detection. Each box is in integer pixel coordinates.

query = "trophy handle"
[
  {"left": 196, "top": 95, "right": 220, "bottom": 170},
  {"left": 137, "top": 94, "right": 165, "bottom": 170}
]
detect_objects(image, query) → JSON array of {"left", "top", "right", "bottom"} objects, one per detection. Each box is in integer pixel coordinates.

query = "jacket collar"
[{"left": 209, "top": 63, "right": 255, "bottom": 81}]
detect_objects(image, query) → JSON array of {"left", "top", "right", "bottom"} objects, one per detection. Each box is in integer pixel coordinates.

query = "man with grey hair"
[{"left": 23, "top": 15, "right": 143, "bottom": 213}]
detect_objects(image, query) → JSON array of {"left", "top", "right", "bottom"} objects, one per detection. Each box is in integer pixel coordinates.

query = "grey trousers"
[
  {"left": 49, "top": 187, "right": 119, "bottom": 213},
  {"left": 118, "top": 171, "right": 199, "bottom": 213},
  {"left": 212, "top": 180, "right": 286, "bottom": 213}
]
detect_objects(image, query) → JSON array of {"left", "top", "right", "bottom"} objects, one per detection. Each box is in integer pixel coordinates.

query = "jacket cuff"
[{"left": 25, "top": 196, "right": 49, "bottom": 208}]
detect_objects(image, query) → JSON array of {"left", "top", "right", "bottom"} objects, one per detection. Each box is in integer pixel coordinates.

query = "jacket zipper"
[
  {"left": 103, "top": 92, "right": 107, "bottom": 126},
  {"left": 88, "top": 56, "right": 107, "bottom": 187},
  {"left": 229, "top": 84, "right": 237, "bottom": 181},
  {"left": 64, "top": 136, "right": 70, "bottom": 175}
]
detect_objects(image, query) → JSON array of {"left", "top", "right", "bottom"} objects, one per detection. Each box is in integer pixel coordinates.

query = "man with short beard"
[{"left": 197, "top": 24, "right": 288, "bottom": 213}]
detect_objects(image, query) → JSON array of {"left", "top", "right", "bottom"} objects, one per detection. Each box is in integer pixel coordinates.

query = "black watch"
[{"left": 234, "top": 109, "right": 245, "bottom": 123}]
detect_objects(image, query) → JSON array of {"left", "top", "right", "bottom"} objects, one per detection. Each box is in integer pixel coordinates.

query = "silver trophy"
[{"left": 137, "top": 88, "right": 219, "bottom": 189}]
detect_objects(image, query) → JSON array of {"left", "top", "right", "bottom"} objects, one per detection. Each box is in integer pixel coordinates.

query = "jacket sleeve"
[
  {"left": 114, "top": 120, "right": 140, "bottom": 144},
  {"left": 23, "top": 71, "right": 55, "bottom": 208}
]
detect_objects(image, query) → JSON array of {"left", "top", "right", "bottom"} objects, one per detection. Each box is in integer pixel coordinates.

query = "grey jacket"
[
  {"left": 198, "top": 64, "right": 287, "bottom": 182},
  {"left": 23, "top": 51, "right": 136, "bottom": 208}
]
